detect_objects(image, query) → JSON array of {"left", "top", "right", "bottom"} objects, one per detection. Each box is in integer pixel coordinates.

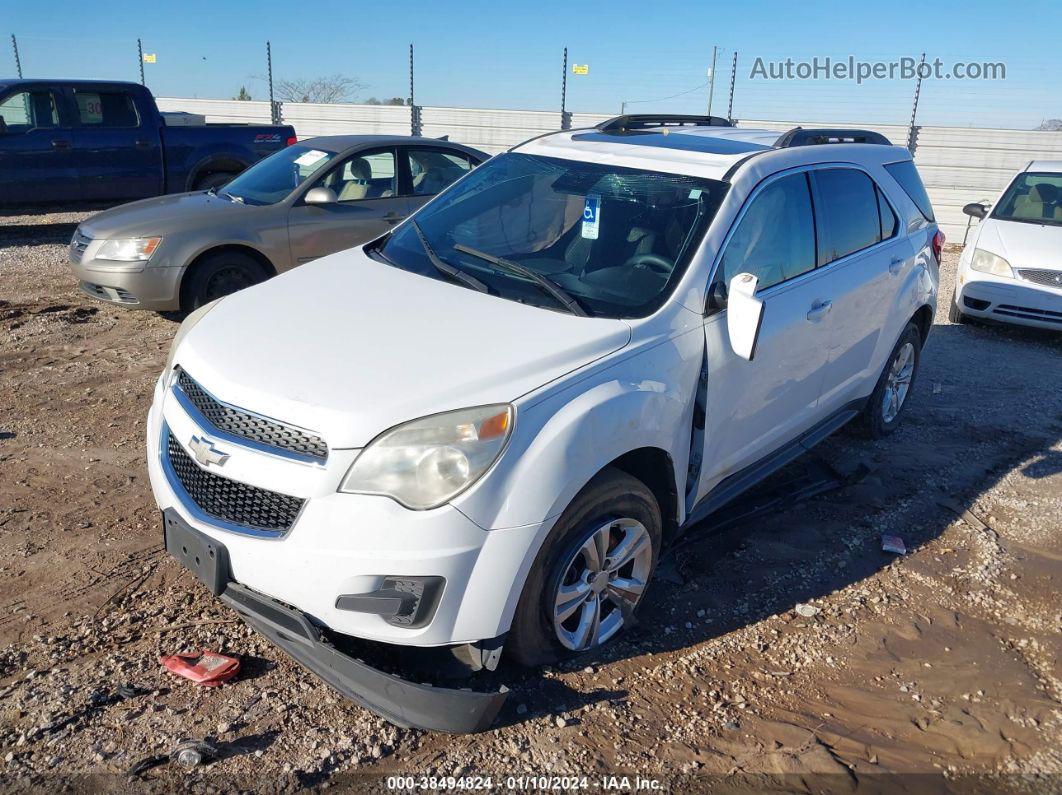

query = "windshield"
[
  {"left": 991, "top": 172, "right": 1062, "bottom": 226},
  {"left": 375, "top": 153, "right": 726, "bottom": 318},
  {"left": 221, "top": 145, "right": 338, "bottom": 205}
]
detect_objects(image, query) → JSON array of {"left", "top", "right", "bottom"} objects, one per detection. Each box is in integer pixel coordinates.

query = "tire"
[
  {"left": 948, "top": 288, "right": 966, "bottom": 324},
  {"left": 193, "top": 172, "right": 237, "bottom": 192},
  {"left": 852, "top": 322, "right": 922, "bottom": 439},
  {"left": 507, "top": 468, "right": 662, "bottom": 667},
  {"left": 183, "top": 251, "right": 268, "bottom": 310}
]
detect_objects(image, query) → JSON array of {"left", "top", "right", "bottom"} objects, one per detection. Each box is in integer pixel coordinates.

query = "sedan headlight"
[
  {"left": 970, "top": 249, "right": 1013, "bottom": 278},
  {"left": 340, "top": 405, "right": 513, "bottom": 510},
  {"left": 97, "top": 237, "right": 162, "bottom": 262},
  {"left": 163, "top": 298, "right": 221, "bottom": 376}
]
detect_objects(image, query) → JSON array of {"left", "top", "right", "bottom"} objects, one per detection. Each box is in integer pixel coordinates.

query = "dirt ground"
[{"left": 0, "top": 208, "right": 1060, "bottom": 793}]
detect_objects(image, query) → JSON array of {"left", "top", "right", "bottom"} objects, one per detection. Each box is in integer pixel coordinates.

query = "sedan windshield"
[
  {"left": 376, "top": 153, "right": 727, "bottom": 318},
  {"left": 991, "top": 172, "right": 1062, "bottom": 226},
  {"left": 221, "top": 145, "right": 338, "bottom": 205}
]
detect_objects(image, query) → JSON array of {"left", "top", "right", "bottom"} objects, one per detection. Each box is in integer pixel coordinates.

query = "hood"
[
  {"left": 79, "top": 191, "right": 259, "bottom": 238},
  {"left": 175, "top": 249, "right": 631, "bottom": 448},
  {"left": 977, "top": 218, "right": 1062, "bottom": 271}
]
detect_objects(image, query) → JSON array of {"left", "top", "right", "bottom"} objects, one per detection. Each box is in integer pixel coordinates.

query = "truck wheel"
[
  {"left": 507, "top": 468, "right": 661, "bottom": 667},
  {"left": 853, "top": 322, "right": 922, "bottom": 440},
  {"left": 948, "top": 288, "right": 966, "bottom": 324},
  {"left": 184, "top": 251, "right": 267, "bottom": 309},
  {"left": 194, "top": 172, "right": 237, "bottom": 191}
]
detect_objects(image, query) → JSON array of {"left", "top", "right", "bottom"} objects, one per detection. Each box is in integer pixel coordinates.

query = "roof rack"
[
  {"left": 595, "top": 114, "right": 733, "bottom": 133},
  {"left": 775, "top": 127, "right": 892, "bottom": 147}
]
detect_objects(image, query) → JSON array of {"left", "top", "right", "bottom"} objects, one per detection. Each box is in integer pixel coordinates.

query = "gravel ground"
[{"left": 0, "top": 207, "right": 1060, "bottom": 792}]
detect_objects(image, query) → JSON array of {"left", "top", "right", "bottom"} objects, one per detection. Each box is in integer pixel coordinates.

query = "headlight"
[
  {"left": 163, "top": 298, "right": 221, "bottom": 376},
  {"left": 970, "top": 249, "right": 1012, "bottom": 278},
  {"left": 340, "top": 405, "right": 514, "bottom": 510},
  {"left": 97, "top": 237, "right": 162, "bottom": 262}
]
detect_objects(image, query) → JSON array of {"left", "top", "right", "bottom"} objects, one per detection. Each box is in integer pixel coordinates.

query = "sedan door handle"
[
  {"left": 889, "top": 256, "right": 905, "bottom": 275},
  {"left": 383, "top": 212, "right": 403, "bottom": 225},
  {"left": 806, "top": 299, "right": 833, "bottom": 322}
]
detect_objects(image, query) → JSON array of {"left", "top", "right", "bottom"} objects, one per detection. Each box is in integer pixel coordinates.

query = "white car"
[
  {"left": 147, "top": 115, "right": 941, "bottom": 732},
  {"left": 953, "top": 160, "right": 1062, "bottom": 329}
]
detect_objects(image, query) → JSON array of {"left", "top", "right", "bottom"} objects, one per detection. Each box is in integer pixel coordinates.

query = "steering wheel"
[{"left": 623, "top": 253, "right": 673, "bottom": 275}]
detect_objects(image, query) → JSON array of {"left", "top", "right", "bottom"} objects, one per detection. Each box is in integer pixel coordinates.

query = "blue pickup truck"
[{"left": 0, "top": 79, "right": 296, "bottom": 206}]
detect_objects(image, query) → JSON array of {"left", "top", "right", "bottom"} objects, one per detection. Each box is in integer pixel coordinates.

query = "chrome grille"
[
  {"left": 174, "top": 367, "right": 328, "bottom": 461},
  {"left": 166, "top": 430, "right": 304, "bottom": 533},
  {"left": 70, "top": 230, "right": 91, "bottom": 260},
  {"left": 1017, "top": 269, "right": 1062, "bottom": 289}
]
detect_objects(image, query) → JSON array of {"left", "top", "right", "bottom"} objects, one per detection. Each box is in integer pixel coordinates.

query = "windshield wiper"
[
  {"left": 453, "top": 243, "right": 589, "bottom": 317},
  {"left": 411, "top": 221, "right": 489, "bottom": 293},
  {"left": 220, "top": 191, "right": 244, "bottom": 204}
]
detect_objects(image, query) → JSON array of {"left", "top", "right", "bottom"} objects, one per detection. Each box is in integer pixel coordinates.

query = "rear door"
[
  {"left": 0, "top": 86, "right": 76, "bottom": 203},
  {"left": 287, "top": 147, "right": 410, "bottom": 264},
  {"left": 809, "top": 166, "right": 914, "bottom": 415},
  {"left": 69, "top": 85, "right": 162, "bottom": 200},
  {"left": 696, "top": 170, "right": 832, "bottom": 500},
  {"left": 402, "top": 146, "right": 479, "bottom": 213}
]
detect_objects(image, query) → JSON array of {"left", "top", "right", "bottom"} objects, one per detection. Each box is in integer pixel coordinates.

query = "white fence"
[{"left": 158, "top": 97, "right": 1062, "bottom": 242}]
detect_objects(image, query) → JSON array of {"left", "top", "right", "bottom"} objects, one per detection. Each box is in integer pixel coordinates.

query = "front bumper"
[
  {"left": 163, "top": 509, "right": 507, "bottom": 733},
  {"left": 956, "top": 268, "right": 1062, "bottom": 330},
  {"left": 68, "top": 244, "right": 183, "bottom": 311}
]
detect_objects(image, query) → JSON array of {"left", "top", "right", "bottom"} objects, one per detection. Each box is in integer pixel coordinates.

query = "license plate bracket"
[{"left": 163, "top": 510, "right": 231, "bottom": 596}]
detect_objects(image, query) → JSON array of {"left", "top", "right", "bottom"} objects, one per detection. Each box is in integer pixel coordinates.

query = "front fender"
[{"left": 454, "top": 328, "right": 703, "bottom": 531}]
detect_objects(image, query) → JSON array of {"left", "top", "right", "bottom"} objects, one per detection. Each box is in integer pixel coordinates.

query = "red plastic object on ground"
[{"left": 160, "top": 649, "right": 240, "bottom": 687}]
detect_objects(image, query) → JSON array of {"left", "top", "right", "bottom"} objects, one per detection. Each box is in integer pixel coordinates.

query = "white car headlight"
[
  {"left": 340, "top": 405, "right": 514, "bottom": 510},
  {"left": 163, "top": 298, "right": 222, "bottom": 377},
  {"left": 970, "top": 249, "right": 1013, "bottom": 278},
  {"left": 97, "top": 237, "right": 162, "bottom": 262}
]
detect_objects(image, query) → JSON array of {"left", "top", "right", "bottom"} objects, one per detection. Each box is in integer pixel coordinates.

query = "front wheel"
[
  {"left": 853, "top": 322, "right": 922, "bottom": 439},
  {"left": 183, "top": 251, "right": 268, "bottom": 310},
  {"left": 507, "top": 468, "right": 661, "bottom": 667},
  {"left": 948, "top": 288, "right": 966, "bottom": 324}
]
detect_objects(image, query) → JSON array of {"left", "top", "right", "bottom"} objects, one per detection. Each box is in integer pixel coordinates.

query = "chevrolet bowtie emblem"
[{"left": 189, "top": 435, "right": 230, "bottom": 468}]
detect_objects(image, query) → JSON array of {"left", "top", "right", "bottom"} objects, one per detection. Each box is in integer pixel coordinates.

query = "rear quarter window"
[{"left": 884, "top": 160, "right": 935, "bottom": 222}]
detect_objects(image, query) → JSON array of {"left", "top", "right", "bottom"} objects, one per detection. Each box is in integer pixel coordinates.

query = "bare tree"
[
  {"left": 1037, "top": 118, "right": 1062, "bottom": 131},
  {"left": 275, "top": 74, "right": 366, "bottom": 104}
]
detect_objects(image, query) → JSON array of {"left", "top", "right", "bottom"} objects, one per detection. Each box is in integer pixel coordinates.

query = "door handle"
[
  {"left": 133, "top": 138, "right": 152, "bottom": 149},
  {"left": 806, "top": 299, "right": 832, "bottom": 322},
  {"left": 889, "top": 256, "right": 905, "bottom": 275},
  {"left": 50, "top": 139, "right": 70, "bottom": 150},
  {"left": 383, "top": 212, "right": 403, "bottom": 225}
]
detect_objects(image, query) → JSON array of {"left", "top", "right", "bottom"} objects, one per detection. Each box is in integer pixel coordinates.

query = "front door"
[
  {"left": 0, "top": 87, "right": 76, "bottom": 203},
  {"left": 696, "top": 170, "right": 832, "bottom": 502},
  {"left": 287, "top": 147, "right": 410, "bottom": 264}
]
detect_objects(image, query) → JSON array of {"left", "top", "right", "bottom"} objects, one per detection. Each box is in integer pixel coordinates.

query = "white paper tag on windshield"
[
  {"left": 294, "top": 149, "right": 328, "bottom": 167},
  {"left": 582, "top": 195, "right": 601, "bottom": 240}
]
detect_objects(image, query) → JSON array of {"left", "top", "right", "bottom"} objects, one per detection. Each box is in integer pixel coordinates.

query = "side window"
[
  {"left": 877, "top": 187, "right": 898, "bottom": 239},
  {"left": 73, "top": 90, "right": 139, "bottom": 128},
  {"left": 813, "top": 168, "right": 882, "bottom": 263},
  {"left": 719, "top": 172, "right": 815, "bottom": 292},
  {"left": 407, "top": 148, "right": 474, "bottom": 196},
  {"left": 0, "top": 91, "right": 59, "bottom": 134},
  {"left": 320, "top": 149, "right": 396, "bottom": 202}
]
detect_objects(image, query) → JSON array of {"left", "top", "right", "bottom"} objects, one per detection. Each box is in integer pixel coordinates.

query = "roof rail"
[
  {"left": 776, "top": 127, "right": 892, "bottom": 147},
  {"left": 595, "top": 114, "right": 733, "bottom": 133}
]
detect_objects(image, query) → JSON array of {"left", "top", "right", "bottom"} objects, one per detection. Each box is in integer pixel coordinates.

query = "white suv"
[{"left": 147, "top": 116, "right": 941, "bottom": 733}]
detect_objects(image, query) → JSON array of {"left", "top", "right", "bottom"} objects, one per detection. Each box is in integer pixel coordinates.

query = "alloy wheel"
[{"left": 881, "top": 342, "right": 915, "bottom": 424}]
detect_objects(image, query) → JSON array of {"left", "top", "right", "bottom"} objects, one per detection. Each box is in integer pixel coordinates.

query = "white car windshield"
[
  {"left": 992, "top": 172, "right": 1062, "bottom": 227},
  {"left": 375, "top": 153, "right": 727, "bottom": 318},
  {"left": 221, "top": 145, "right": 338, "bottom": 205}
]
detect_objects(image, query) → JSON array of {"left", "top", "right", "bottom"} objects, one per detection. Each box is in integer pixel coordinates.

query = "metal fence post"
[
  {"left": 137, "top": 38, "right": 145, "bottom": 85},
  {"left": 267, "top": 41, "right": 279, "bottom": 125},
  {"left": 727, "top": 51, "right": 738, "bottom": 122},
  {"left": 11, "top": 34, "right": 22, "bottom": 79},
  {"left": 907, "top": 52, "right": 925, "bottom": 154},
  {"left": 560, "top": 47, "right": 571, "bottom": 130},
  {"left": 706, "top": 45, "right": 718, "bottom": 116}
]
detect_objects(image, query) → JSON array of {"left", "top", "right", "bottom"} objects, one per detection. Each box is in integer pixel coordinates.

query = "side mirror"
[
  {"left": 304, "top": 186, "right": 338, "bottom": 205},
  {"left": 963, "top": 202, "right": 988, "bottom": 220},
  {"left": 726, "top": 273, "right": 764, "bottom": 361}
]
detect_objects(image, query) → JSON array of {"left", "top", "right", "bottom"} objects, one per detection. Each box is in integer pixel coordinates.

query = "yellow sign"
[
  {"left": 143, "top": 53, "right": 157, "bottom": 64},
  {"left": 572, "top": 64, "right": 588, "bottom": 75}
]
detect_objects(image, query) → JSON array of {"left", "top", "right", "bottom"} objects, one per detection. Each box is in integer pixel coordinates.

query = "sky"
[{"left": 4, "top": 0, "right": 1061, "bottom": 129}]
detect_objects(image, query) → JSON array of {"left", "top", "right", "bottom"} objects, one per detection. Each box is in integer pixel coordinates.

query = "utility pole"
[
  {"left": 706, "top": 45, "right": 718, "bottom": 116},
  {"left": 560, "top": 47, "right": 570, "bottom": 130},
  {"left": 137, "top": 38, "right": 145, "bottom": 85},
  {"left": 907, "top": 52, "right": 926, "bottom": 153},
  {"left": 11, "top": 34, "right": 22, "bottom": 79},
  {"left": 727, "top": 51, "right": 738, "bottom": 121}
]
